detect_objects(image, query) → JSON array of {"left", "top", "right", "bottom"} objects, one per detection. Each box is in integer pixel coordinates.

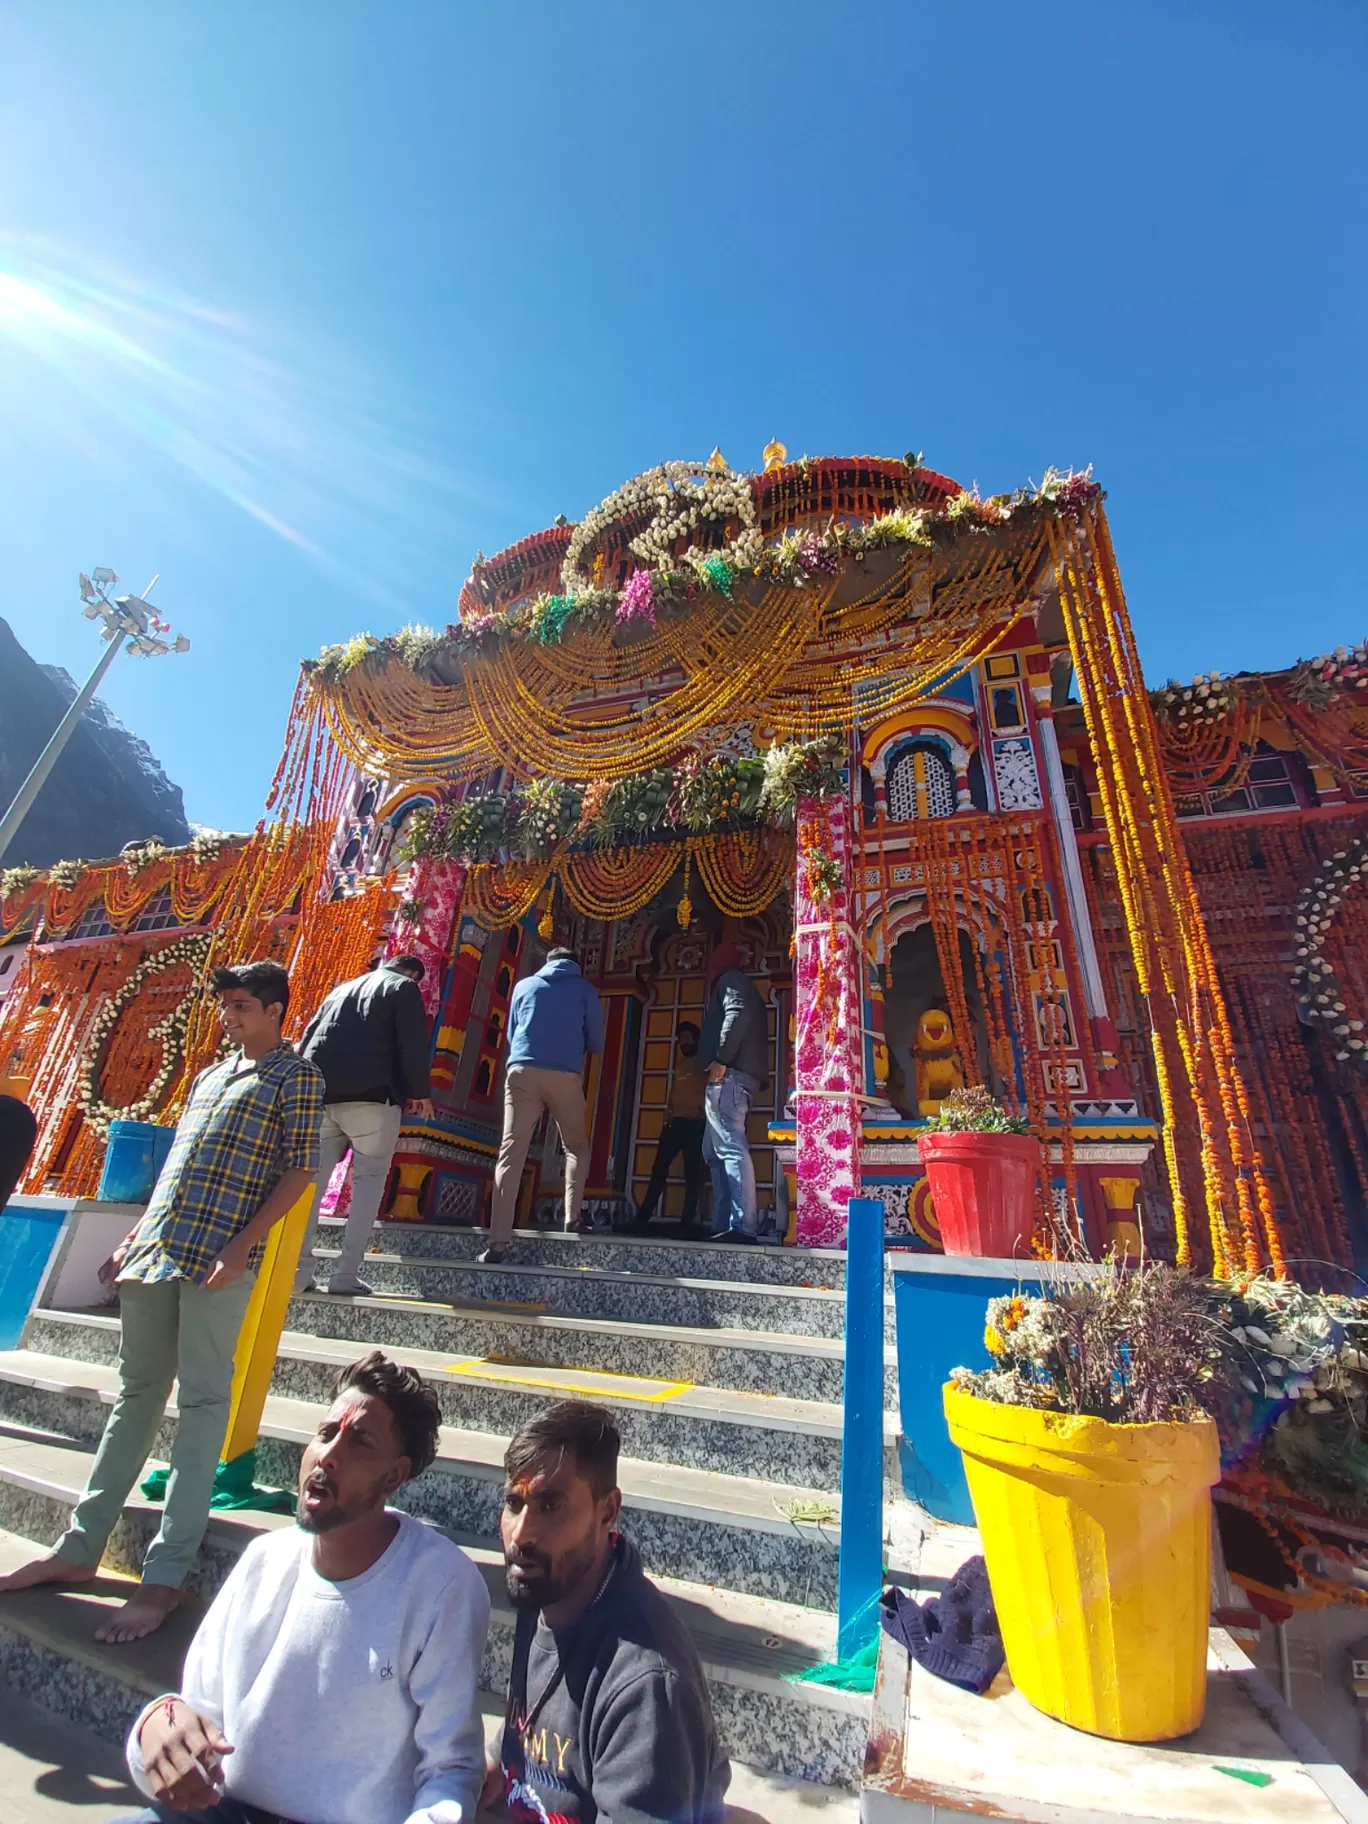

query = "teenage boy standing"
[{"left": 0, "top": 960, "right": 323, "bottom": 1645}]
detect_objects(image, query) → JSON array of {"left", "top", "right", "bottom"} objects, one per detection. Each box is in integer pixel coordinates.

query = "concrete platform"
[{"left": 862, "top": 1626, "right": 1368, "bottom": 1823}]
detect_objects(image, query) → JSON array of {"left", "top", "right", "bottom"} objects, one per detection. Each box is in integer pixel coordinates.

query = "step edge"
[
  {"left": 0, "top": 1424, "right": 846, "bottom": 1540},
  {"left": 0, "top": 1348, "right": 869, "bottom": 1445}
]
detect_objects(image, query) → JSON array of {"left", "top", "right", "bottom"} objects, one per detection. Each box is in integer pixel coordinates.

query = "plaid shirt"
[{"left": 118, "top": 1044, "right": 324, "bottom": 1287}]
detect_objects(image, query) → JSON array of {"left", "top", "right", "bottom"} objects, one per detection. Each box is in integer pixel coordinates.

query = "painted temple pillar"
[
  {"left": 384, "top": 856, "right": 468, "bottom": 1016},
  {"left": 372, "top": 856, "right": 468, "bottom": 1224},
  {"left": 868, "top": 755, "right": 890, "bottom": 821},
  {"left": 1031, "top": 687, "right": 1130, "bottom": 1094},
  {"left": 793, "top": 793, "right": 863, "bottom": 1247},
  {"left": 1030, "top": 683, "right": 1147, "bottom": 1240},
  {"left": 949, "top": 741, "right": 974, "bottom": 813}
]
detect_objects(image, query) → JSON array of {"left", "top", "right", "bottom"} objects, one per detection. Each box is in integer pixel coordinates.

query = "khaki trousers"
[
  {"left": 489, "top": 1065, "right": 589, "bottom": 1247},
  {"left": 297, "top": 1100, "right": 404, "bottom": 1290}
]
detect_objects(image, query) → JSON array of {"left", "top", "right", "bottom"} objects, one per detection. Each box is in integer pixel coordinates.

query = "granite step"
[
  {"left": 331, "top": 1217, "right": 851, "bottom": 1291},
  {"left": 0, "top": 1358, "right": 849, "bottom": 1608},
  {"left": 288, "top": 1294, "right": 902, "bottom": 1406},
  {"left": 0, "top": 1474, "right": 869, "bottom": 1789},
  {"left": 297, "top": 1246, "right": 879, "bottom": 1341},
  {"left": 26, "top": 1295, "right": 898, "bottom": 1410},
  {"left": 12, "top": 1318, "right": 867, "bottom": 1494}
]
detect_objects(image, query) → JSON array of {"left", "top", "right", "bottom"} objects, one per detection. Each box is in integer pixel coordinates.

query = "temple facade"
[{"left": 3, "top": 453, "right": 1366, "bottom": 1277}]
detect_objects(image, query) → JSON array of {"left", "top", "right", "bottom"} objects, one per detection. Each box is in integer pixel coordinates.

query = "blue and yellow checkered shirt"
[{"left": 118, "top": 1044, "right": 324, "bottom": 1287}]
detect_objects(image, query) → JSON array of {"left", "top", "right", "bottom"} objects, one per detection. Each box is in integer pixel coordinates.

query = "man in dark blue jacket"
[{"left": 483, "top": 948, "right": 604, "bottom": 1264}]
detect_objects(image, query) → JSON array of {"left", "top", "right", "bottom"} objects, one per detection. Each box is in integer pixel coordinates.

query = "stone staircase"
[{"left": 0, "top": 1219, "right": 896, "bottom": 1791}]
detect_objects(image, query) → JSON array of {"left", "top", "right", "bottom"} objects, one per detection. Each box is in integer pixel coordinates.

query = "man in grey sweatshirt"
[{"left": 490, "top": 1401, "right": 729, "bottom": 1824}]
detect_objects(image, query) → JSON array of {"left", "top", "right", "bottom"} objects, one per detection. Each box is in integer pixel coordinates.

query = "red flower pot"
[{"left": 919, "top": 1130, "right": 1040, "bottom": 1257}]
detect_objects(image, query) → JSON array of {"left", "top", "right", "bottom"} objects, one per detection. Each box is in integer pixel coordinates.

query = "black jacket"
[
  {"left": 500, "top": 1535, "right": 729, "bottom": 1824},
  {"left": 698, "top": 967, "right": 769, "bottom": 1086},
  {"left": 300, "top": 964, "right": 432, "bottom": 1106}
]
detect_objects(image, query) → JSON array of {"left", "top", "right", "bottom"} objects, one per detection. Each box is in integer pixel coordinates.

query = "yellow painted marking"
[
  {"left": 383, "top": 1295, "right": 550, "bottom": 1314},
  {"left": 445, "top": 1360, "right": 694, "bottom": 1403}
]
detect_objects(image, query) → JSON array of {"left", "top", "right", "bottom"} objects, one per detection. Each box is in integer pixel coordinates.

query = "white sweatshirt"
[{"left": 126, "top": 1512, "right": 491, "bottom": 1824}]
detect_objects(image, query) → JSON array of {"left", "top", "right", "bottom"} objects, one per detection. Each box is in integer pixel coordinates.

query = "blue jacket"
[{"left": 506, "top": 956, "right": 605, "bottom": 1076}]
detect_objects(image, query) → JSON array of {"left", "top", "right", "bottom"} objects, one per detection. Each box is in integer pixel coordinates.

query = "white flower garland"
[
  {"left": 1154, "top": 671, "right": 1234, "bottom": 726},
  {"left": 1291, "top": 839, "right": 1368, "bottom": 1066},
  {"left": 561, "top": 461, "right": 758, "bottom": 594},
  {"left": 78, "top": 932, "right": 213, "bottom": 1134}
]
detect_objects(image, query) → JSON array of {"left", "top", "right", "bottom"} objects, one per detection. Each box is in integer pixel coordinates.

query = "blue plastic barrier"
[
  {"left": 0, "top": 1200, "right": 65, "bottom": 1349},
  {"left": 98, "top": 1120, "right": 175, "bottom": 1204},
  {"left": 889, "top": 1254, "right": 1100, "bottom": 1523}
]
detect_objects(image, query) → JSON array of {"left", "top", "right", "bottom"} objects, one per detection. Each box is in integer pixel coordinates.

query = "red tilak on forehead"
[{"left": 334, "top": 1402, "right": 365, "bottom": 1435}]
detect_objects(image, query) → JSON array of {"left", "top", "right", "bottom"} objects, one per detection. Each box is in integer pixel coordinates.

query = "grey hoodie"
[{"left": 498, "top": 1535, "right": 729, "bottom": 1824}]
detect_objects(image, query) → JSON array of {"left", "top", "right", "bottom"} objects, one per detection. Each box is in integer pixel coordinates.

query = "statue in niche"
[{"left": 913, "top": 1007, "right": 965, "bottom": 1116}]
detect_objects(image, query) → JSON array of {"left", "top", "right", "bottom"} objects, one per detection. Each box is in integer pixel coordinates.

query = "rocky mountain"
[{"left": 0, "top": 616, "right": 190, "bottom": 868}]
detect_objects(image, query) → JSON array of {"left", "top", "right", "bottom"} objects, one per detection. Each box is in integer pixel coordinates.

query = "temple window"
[
  {"left": 131, "top": 889, "right": 178, "bottom": 933},
  {"left": 1062, "top": 763, "right": 1091, "bottom": 832},
  {"left": 888, "top": 745, "right": 956, "bottom": 821},
  {"left": 1177, "top": 748, "right": 1300, "bottom": 818}
]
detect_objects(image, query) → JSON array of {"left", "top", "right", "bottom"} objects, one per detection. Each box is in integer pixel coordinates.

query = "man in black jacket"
[
  {"left": 697, "top": 942, "right": 768, "bottom": 1244},
  {"left": 297, "top": 955, "right": 434, "bottom": 1295}
]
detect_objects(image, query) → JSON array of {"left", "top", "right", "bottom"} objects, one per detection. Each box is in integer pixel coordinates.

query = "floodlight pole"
[
  {"left": 0, "top": 635, "right": 125, "bottom": 864},
  {"left": 0, "top": 572, "right": 185, "bottom": 866}
]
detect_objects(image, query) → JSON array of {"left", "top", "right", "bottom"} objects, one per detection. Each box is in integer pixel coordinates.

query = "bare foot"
[
  {"left": 94, "top": 1582, "right": 184, "bottom": 1644},
  {"left": 0, "top": 1554, "right": 98, "bottom": 1594}
]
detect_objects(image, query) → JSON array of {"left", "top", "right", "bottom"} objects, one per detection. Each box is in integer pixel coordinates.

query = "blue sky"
[{"left": 0, "top": 2, "right": 1362, "bottom": 833}]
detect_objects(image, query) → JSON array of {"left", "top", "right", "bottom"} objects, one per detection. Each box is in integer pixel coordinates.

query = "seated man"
[
  {"left": 634, "top": 1020, "right": 706, "bottom": 1233},
  {"left": 119, "top": 1351, "right": 490, "bottom": 1824},
  {"left": 490, "top": 1400, "right": 729, "bottom": 1824}
]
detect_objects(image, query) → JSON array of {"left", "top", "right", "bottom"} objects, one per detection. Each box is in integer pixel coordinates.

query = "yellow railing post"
[{"left": 220, "top": 1185, "right": 313, "bottom": 1467}]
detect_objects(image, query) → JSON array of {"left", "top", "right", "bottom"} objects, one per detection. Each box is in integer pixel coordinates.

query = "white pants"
[{"left": 298, "top": 1101, "right": 404, "bottom": 1289}]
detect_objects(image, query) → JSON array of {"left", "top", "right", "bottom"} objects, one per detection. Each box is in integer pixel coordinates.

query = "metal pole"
[
  {"left": 0, "top": 633, "right": 124, "bottom": 863},
  {"left": 837, "top": 1194, "right": 887, "bottom": 1659}
]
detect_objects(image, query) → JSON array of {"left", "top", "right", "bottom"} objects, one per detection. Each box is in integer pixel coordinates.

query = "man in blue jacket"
[{"left": 482, "top": 948, "right": 605, "bottom": 1264}]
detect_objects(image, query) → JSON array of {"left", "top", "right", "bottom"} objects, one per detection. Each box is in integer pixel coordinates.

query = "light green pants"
[{"left": 55, "top": 1272, "right": 256, "bottom": 1588}]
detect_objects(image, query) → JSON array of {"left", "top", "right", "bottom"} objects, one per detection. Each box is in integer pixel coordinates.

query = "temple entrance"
[
  {"left": 409, "top": 881, "right": 792, "bottom": 1236},
  {"left": 883, "top": 923, "right": 993, "bottom": 1117}
]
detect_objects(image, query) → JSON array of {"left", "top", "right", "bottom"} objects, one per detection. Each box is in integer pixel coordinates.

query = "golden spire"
[
  {"left": 706, "top": 447, "right": 729, "bottom": 473},
  {"left": 762, "top": 437, "right": 788, "bottom": 472}
]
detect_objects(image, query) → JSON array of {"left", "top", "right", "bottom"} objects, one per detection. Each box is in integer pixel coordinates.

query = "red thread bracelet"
[{"left": 140, "top": 1695, "right": 179, "bottom": 1745}]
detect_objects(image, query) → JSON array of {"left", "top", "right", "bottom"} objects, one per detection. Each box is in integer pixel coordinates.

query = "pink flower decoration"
[{"left": 617, "top": 568, "right": 658, "bottom": 628}]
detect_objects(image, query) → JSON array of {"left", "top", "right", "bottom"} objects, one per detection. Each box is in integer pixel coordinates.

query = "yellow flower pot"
[{"left": 943, "top": 1384, "right": 1220, "bottom": 1742}]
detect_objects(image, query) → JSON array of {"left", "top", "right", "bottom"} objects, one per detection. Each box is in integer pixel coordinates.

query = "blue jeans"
[{"left": 704, "top": 1069, "right": 759, "bottom": 1237}]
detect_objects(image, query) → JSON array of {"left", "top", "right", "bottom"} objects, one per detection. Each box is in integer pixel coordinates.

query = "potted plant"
[
  {"left": 918, "top": 1085, "right": 1037, "bottom": 1258},
  {"left": 943, "top": 1263, "right": 1222, "bottom": 1742}
]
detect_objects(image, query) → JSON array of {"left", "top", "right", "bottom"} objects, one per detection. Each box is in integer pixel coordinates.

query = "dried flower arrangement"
[{"left": 951, "top": 1261, "right": 1222, "bottom": 1425}]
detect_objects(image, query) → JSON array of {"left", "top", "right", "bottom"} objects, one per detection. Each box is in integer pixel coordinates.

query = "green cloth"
[
  {"left": 786, "top": 1633, "right": 879, "bottom": 1694},
  {"left": 142, "top": 1447, "right": 294, "bottom": 1515},
  {"left": 55, "top": 1272, "right": 256, "bottom": 1587}
]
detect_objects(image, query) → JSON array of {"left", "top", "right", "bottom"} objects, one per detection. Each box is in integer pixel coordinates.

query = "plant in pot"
[
  {"left": 918, "top": 1085, "right": 1037, "bottom": 1258},
  {"left": 944, "top": 1262, "right": 1224, "bottom": 1743}
]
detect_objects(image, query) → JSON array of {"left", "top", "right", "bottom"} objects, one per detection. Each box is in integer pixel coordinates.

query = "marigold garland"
[
  {"left": 692, "top": 829, "right": 793, "bottom": 918},
  {"left": 1051, "top": 509, "right": 1282, "bottom": 1276}
]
